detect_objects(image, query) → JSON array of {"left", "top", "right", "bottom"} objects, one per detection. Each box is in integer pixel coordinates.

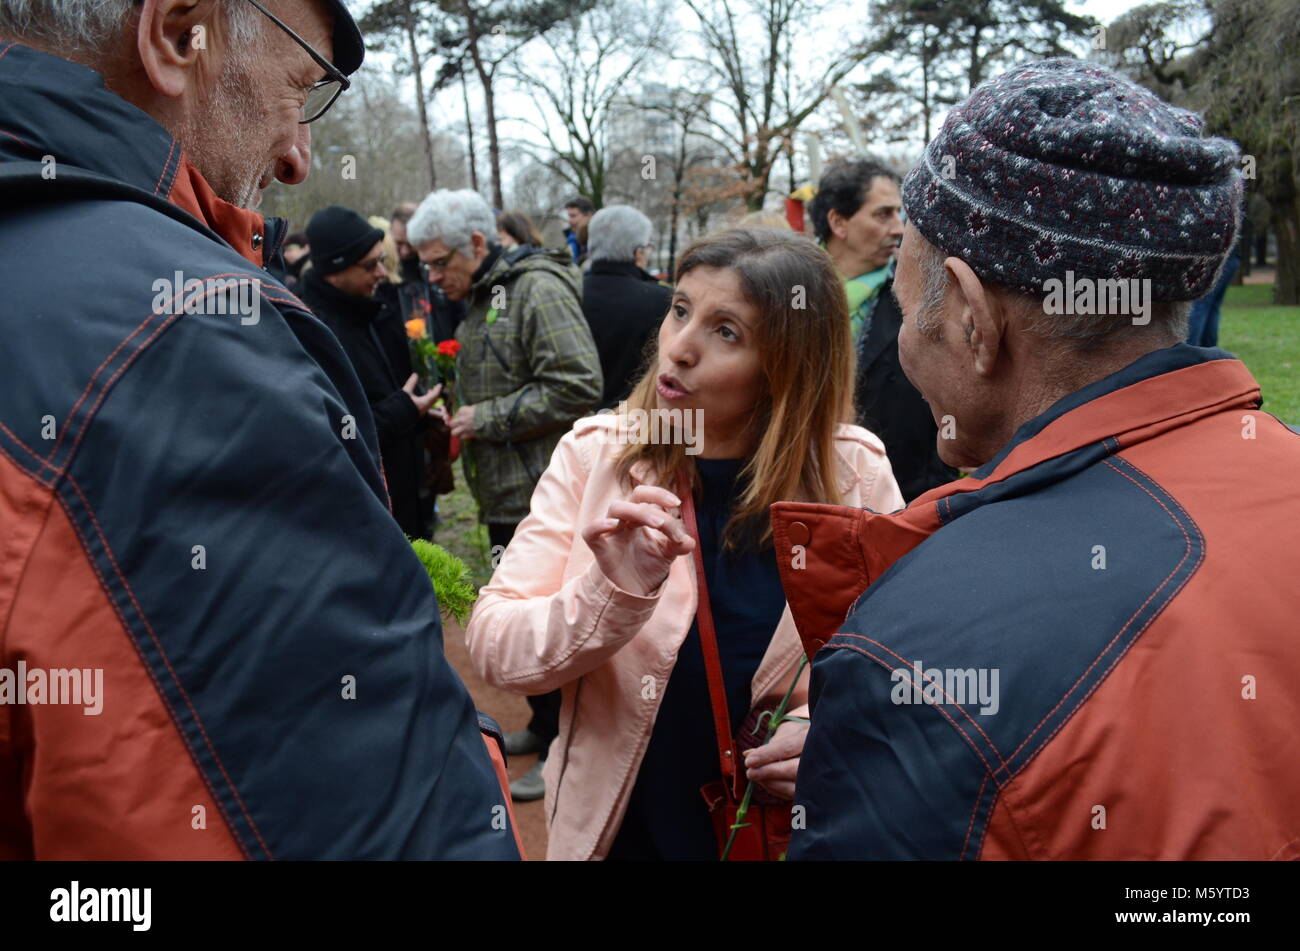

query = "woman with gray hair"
[{"left": 582, "top": 205, "right": 672, "bottom": 408}]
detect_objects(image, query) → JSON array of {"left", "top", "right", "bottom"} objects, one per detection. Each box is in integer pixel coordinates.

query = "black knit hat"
[
  {"left": 902, "top": 58, "right": 1244, "bottom": 302},
  {"left": 306, "top": 205, "right": 384, "bottom": 276}
]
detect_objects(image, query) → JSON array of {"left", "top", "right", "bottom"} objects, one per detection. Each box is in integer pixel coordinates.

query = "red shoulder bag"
[{"left": 678, "top": 474, "right": 793, "bottom": 862}]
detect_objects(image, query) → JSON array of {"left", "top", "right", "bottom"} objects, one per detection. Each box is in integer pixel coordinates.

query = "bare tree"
[
  {"left": 433, "top": 0, "right": 595, "bottom": 208},
  {"left": 507, "top": 0, "right": 670, "bottom": 209},
  {"left": 644, "top": 85, "right": 729, "bottom": 272},
  {"left": 679, "top": 0, "right": 872, "bottom": 211},
  {"left": 359, "top": 0, "right": 448, "bottom": 191},
  {"left": 261, "top": 67, "right": 465, "bottom": 228}
]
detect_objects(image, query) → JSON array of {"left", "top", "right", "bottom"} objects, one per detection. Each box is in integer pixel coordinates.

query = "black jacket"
[
  {"left": 376, "top": 257, "right": 464, "bottom": 344},
  {"left": 582, "top": 260, "right": 672, "bottom": 408},
  {"left": 0, "top": 41, "right": 518, "bottom": 858},
  {"left": 854, "top": 278, "right": 959, "bottom": 502},
  {"left": 300, "top": 269, "right": 427, "bottom": 537}
]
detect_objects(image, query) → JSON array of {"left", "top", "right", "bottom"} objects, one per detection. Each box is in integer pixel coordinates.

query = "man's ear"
[
  {"left": 471, "top": 231, "right": 489, "bottom": 258},
  {"left": 947, "top": 257, "right": 1004, "bottom": 378},
  {"left": 826, "top": 209, "right": 849, "bottom": 242},
  {"left": 137, "top": 0, "right": 222, "bottom": 99}
]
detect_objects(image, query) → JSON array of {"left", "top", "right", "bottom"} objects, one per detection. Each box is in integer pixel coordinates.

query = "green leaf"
[{"left": 409, "top": 537, "right": 478, "bottom": 625}]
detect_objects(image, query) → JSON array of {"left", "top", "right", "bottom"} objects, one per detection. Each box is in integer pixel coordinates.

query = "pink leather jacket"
[{"left": 464, "top": 414, "right": 904, "bottom": 859}]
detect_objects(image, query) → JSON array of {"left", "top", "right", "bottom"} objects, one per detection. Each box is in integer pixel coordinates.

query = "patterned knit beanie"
[{"left": 901, "top": 58, "right": 1243, "bottom": 301}]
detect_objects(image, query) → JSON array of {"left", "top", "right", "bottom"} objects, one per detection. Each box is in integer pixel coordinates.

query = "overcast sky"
[{"left": 348, "top": 0, "right": 1155, "bottom": 205}]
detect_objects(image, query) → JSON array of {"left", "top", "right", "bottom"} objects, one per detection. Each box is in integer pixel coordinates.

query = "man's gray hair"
[
  {"left": 913, "top": 230, "right": 1189, "bottom": 346},
  {"left": 587, "top": 205, "right": 652, "bottom": 263},
  {"left": 407, "top": 189, "right": 497, "bottom": 257},
  {"left": 0, "top": 0, "right": 262, "bottom": 61}
]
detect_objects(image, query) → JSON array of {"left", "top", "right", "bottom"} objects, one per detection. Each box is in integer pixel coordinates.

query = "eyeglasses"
[
  {"left": 424, "top": 249, "right": 459, "bottom": 273},
  {"left": 243, "top": 0, "right": 350, "bottom": 123}
]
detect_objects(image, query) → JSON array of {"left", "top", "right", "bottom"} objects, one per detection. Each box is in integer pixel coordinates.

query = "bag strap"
[{"left": 677, "top": 470, "right": 742, "bottom": 799}]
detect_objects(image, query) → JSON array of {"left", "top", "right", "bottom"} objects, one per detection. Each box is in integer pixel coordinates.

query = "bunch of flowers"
[{"left": 405, "top": 319, "right": 461, "bottom": 395}]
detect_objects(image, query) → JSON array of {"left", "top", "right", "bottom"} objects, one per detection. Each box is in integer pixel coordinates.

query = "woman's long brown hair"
[{"left": 615, "top": 226, "right": 855, "bottom": 549}]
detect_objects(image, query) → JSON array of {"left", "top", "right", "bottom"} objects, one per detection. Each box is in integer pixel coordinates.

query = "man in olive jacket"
[
  {"left": 410, "top": 190, "right": 601, "bottom": 797},
  {"left": 409, "top": 189, "right": 602, "bottom": 542}
]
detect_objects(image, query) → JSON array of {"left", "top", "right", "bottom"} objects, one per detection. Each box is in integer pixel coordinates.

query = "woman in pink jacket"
[{"left": 465, "top": 227, "right": 903, "bottom": 860}]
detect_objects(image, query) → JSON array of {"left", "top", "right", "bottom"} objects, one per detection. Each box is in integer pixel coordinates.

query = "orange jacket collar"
[
  {"left": 772, "top": 351, "right": 1262, "bottom": 659},
  {"left": 166, "top": 154, "right": 269, "bottom": 268}
]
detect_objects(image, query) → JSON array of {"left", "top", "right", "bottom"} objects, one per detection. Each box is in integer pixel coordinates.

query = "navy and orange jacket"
[
  {"left": 774, "top": 344, "right": 1300, "bottom": 860},
  {"left": 0, "top": 43, "right": 520, "bottom": 859}
]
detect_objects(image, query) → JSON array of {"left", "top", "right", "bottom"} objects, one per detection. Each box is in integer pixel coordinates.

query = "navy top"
[{"left": 607, "top": 457, "right": 787, "bottom": 861}]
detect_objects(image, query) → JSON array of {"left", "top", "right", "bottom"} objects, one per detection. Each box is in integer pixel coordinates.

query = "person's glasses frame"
[
  {"left": 243, "top": 0, "right": 350, "bottom": 123},
  {"left": 425, "top": 249, "right": 459, "bottom": 274}
]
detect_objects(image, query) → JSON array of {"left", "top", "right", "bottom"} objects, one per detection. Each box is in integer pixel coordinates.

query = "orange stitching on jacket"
[
  {"left": 823, "top": 640, "right": 1003, "bottom": 783},
  {"left": 46, "top": 273, "right": 251, "bottom": 471},
  {"left": 831, "top": 632, "right": 1009, "bottom": 771},
  {"left": 960, "top": 772, "right": 989, "bottom": 860},
  {"left": 1000, "top": 457, "right": 1195, "bottom": 771},
  {"left": 49, "top": 486, "right": 250, "bottom": 859},
  {"left": 63, "top": 473, "right": 273, "bottom": 859},
  {"left": 153, "top": 138, "right": 176, "bottom": 196}
]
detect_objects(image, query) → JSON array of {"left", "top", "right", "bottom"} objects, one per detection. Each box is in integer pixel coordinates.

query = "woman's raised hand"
[{"left": 581, "top": 485, "right": 696, "bottom": 597}]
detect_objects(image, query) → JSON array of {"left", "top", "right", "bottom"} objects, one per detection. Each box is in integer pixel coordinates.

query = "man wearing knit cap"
[
  {"left": 776, "top": 59, "right": 1300, "bottom": 860},
  {"left": 301, "top": 205, "right": 440, "bottom": 540}
]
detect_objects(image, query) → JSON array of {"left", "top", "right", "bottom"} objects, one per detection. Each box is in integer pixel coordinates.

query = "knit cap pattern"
[{"left": 902, "top": 58, "right": 1244, "bottom": 301}]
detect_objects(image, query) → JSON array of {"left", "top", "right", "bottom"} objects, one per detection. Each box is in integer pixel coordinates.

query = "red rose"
[{"left": 436, "top": 339, "right": 461, "bottom": 357}]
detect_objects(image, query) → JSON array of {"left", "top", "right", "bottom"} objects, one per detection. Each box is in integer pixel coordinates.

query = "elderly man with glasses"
[{"left": 0, "top": 1, "right": 521, "bottom": 859}]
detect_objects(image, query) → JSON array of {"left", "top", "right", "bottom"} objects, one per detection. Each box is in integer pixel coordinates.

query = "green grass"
[
  {"left": 432, "top": 460, "right": 495, "bottom": 591},
  {"left": 1218, "top": 284, "right": 1300, "bottom": 425}
]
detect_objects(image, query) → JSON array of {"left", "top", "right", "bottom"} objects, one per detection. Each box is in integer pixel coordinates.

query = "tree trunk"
[
  {"left": 920, "top": 25, "right": 932, "bottom": 145},
  {"left": 668, "top": 184, "right": 681, "bottom": 276},
  {"left": 967, "top": 25, "right": 982, "bottom": 93},
  {"left": 1271, "top": 193, "right": 1300, "bottom": 305},
  {"left": 481, "top": 71, "right": 504, "bottom": 209},
  {"left": 461, "top": 2, "right": 501, "bottom": 207},
  {"left": 1265, "top": 153, "right": 1300, "bottom": 305},
  {"left": 466, "top": 37, "right": 503, "bottom": 208},
  {"left": 460, "top": 69, "right": 479, "bottom": 192},
  {"left": 746, "top": 137, "right": 770, "bottom": 211},
  {"left": 403, "top": 1, "right": 436, "bottom": 191}
]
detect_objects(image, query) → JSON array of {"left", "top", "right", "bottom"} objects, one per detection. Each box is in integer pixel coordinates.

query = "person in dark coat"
[
  {"left": 301, "top": 205, "right": 440, "bottom": 539},
  {"left": 855, "top": 277, "right": 960, "bottom": 501},
  {"left": 0, "top": 6, "right": 516, "bottom": 858},
  {"left": 380, "top": 203, "right": 461, "bottom": 529},
  {"left": 809, "top": 158, "right": 958, "bottom": 500},
  {"left": 383, "top": 202, "right": 465, "bottom": 343},
  {"left": 582, "top": 205, "right": 672, "bottom": 410}
]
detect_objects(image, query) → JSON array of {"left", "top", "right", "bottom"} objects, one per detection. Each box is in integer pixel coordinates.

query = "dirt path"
[{"left": 442, "top": 617, "right": 549, "bottom": 861}]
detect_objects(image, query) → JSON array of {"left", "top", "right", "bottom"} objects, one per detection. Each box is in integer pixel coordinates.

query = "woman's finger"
[
  {"left": 604, "top": 499, "right": 675, "bottom": 532},
  {"left": 628, "top": 484, "right": 681, "bottom": 511},
  {"left": 744, "top": 755, "right": 799, "bottom": 789},
  {"left": 752, "top": 776, "right": 797, "bottom": 800},
  {"left": 580, "top": 517, "right": 622, "bottom": 548},
  {"left": 743, "top": 726, "right": 806, "bottom": 769}
]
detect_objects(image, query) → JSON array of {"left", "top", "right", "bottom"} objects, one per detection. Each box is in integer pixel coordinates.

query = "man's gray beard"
[{"left": 178, "top": 56, "right": 272, "bottom": 210}]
